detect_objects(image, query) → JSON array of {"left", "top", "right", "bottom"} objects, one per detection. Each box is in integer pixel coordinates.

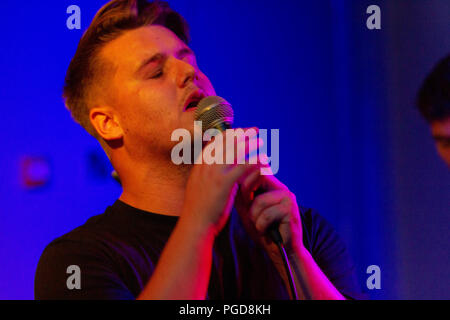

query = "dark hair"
[
  {"left": 417, "top": 54, "right": 450, "bottom": 123},
  {"left": 63, "top": 0, "right": 190, "bottom": 137}
]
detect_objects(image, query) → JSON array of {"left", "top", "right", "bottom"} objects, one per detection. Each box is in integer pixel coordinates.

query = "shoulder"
[
  {"left": 36, "top": 210, "right": 116, "bottom": 282},
  {"left": 43, "top": 210, "right": 117, "bottom": 256},
  {"left": 299, "top": 206, "right": 350, "bottom": 267},
  {"left": 37, "top": 200, "right": 134, "bottom": 269},
  {"left": 299, "top": 206, "right": 342, "bottom": 254},
  {"left": 300, "top": 207, "right": 368, "bottom": 299},
  {"left": 34, "top": 208, "right": 134, "bottom": 300}
]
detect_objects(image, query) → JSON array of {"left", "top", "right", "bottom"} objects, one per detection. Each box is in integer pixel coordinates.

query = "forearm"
[
  {"left": 287, "top": 246, "right": 345, "bottom": 300},
  {"left": 137, "top": 218, "right": 215, "bottom": 300}
]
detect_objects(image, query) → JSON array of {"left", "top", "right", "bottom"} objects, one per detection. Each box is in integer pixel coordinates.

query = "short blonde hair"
[{"left": 63, "top": 0, "right": 190, "bottom": 137}]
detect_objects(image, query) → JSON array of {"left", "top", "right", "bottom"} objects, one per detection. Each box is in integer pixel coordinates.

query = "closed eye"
[{"left": 149, "top": 69, "right": 163, "bottom": 79}]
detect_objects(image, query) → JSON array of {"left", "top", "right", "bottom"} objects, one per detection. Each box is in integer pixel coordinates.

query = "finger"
[
  {"left": 232, "top": 136, "right": 263, "bottom": 165},
  {"left": 226, "top": 158, "right": 261, "bottom": 187},
  {"left": 232, "top": 127, "right": 259, "bottom": 143},
  {"left": 239, "top": 154, "right": 277, "bottom": 192},
  {"left": 224, "top": 127, "right": 260, "bottom": 161},
  {"left": 225, "top": 149, "right": 261, "bottom": 174},
  {"left": 202, "top": 132, "right": 260, "bottom": 168},
  {"left": 239, "top": 168, "right": 263, "bottom": 201},
  {"left": 222, "top": 127, "right": 258, "bottom": 160},
  {"left": 249, "top": 190, "right": 289, "bottom": 223},
  {"left": 216, "top": 134, "right": 259, "bottom": 168},
  {"left": 257, "top": 172, "right": 288, "bottom": 191},
  {"left": 224, "top": 127, "right": 259, "bottom": 147},
  {"left": 201, "top": 127, "right": 259, "bottom": 157},
  {"left": 254, "top": 203, "right": 286, "bottom": 235},
  {"left": 238, "top": 153, "right": 276, "bottom": 197},
  {"left": 208, "top": 128, "right": 262, "bottom": 168}
]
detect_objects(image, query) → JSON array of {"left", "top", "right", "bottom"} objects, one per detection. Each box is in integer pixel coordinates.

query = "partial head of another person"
[{"left": 417, "top": 54, "right": 450, "bottom": 167}]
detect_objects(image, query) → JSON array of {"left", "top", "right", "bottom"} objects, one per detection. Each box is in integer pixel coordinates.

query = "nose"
[{"left": 171, "top": 57, "right": 198, "bottom": 88}]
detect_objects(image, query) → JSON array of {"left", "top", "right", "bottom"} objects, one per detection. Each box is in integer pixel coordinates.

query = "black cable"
[
  {"left": 268, "top": 227, "right": 299, "bottom": 300},
  {"left": 253, "top": 188, "right": 299, "bottom": 300}
]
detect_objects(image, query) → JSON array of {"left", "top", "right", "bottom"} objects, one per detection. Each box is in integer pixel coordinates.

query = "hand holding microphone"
[
  {"left": 192, "top": 96, "right": 301, "bottom": 299},
  {"left": 180, "top": 96, "right": 262, "bottom": 237},
  {"left": 193, "top": 96, "right": 302, "bottom": 249}
]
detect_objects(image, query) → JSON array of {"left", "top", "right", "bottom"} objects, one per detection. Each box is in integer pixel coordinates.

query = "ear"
[{"left": 89, "top": 106, "right": 124, "bottom": 141}]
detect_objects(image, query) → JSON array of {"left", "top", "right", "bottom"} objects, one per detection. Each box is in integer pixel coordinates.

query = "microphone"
[
  {"left": 197, "top": 96, "right": 298, "bottom": 299},
  {"left": 194, "top": 95, "right": 234, "bottom": 132},
  {"left": 194, "top": 96, "right": 283, "bottom": 245}
]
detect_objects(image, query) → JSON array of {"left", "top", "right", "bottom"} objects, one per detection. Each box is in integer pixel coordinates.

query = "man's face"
[
  {"left": 430, "top": 117, "right": 450, "bottom": 167},
  {"left": 100, "top": 25, "right": 216, "bottom": 159}
]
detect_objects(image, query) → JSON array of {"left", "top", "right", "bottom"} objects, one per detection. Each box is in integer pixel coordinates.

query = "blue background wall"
[{"left": 0, "top": 0, "right": 448, "bottom": 299}]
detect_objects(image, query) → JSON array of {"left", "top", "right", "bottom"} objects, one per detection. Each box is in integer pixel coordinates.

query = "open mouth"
[
  {"left": 185, "top": 100, "right": 200, "bottom": 111},
  {"left": 183, "top": 91, "right": 205, "bottom": 111}
]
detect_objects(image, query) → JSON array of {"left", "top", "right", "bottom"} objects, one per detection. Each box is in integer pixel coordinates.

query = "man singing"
[{"left": 35, "top": 0, "right": 364, "bottom": 300}]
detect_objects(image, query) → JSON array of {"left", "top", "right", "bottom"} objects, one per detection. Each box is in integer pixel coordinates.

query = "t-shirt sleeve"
[
  {"left": 35, "top": 237, "right": 135, "bottom": 300},
  {"left": 301, "top": 208, "right": 367, "bottom": 300}
]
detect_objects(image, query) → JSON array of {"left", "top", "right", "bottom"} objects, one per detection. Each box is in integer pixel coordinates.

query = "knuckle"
[
  {"left": 255, "top": 219, "right": 265, "bottom": 233},
  {"left": 255, "top": 197, "right": 267, "bottom": 208},
  {"left": 261, "top": 210, "right": 272, "bottom": 223},
  {"left": 281, "top": 203, "right": 291, "bottom": 214}
]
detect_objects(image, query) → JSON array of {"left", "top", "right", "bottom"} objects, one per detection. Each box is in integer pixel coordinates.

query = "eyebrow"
[{"left": 136, "top": 47, "right": 195, "bottom": 74}]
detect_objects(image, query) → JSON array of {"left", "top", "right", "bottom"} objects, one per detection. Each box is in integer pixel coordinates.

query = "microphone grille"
[{"left": 194, "top": 96, "right": 234, "bottom": 131}]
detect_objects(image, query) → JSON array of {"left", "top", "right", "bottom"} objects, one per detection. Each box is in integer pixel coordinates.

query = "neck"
[{"left": 116, "top": 154, "right": 191, "bottom": 216}]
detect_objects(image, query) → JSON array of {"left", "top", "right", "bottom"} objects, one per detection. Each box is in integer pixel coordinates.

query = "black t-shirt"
[{"left": 35, "top": 200, "right": 365, "bottom": 299}]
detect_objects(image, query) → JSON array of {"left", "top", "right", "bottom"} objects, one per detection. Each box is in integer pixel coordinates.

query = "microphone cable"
[
  {"left": 254, "top": 187, "right": 299, "bottom": 300},
  {"left": 268, "top": 226, "right": 299, "bottom": 300}
]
